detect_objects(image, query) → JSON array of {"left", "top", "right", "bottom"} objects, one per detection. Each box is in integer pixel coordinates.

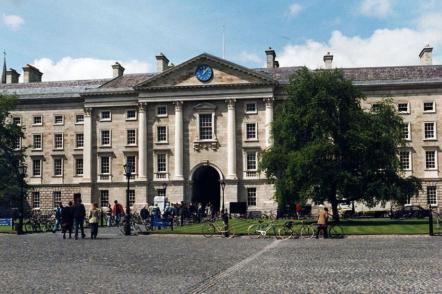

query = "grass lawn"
[
  {"left": 152, "top": 218, "right": 436, "bottom": 236},
  {"left": 0, "top": 226, "right": 15, "bottom": 233}
]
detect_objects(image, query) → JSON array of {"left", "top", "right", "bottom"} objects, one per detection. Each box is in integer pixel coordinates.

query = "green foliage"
[
  {"left": 0, "top": 94, "right": 25, "bottom": 204},
  {"left": 260, "top": 68, "right": 421, "bottom": 216}
]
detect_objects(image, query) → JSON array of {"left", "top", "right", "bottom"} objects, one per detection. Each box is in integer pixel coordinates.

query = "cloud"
[
  {"left": 2, "top": 14, "right": 24, "bottom": 30},
  {"left": 237, "top": 51, "right": 262, "bottom": 65},
  {"left": 30, "top": 57, "right": 150, "bottom": 81},
  {"left": 360, "top": 0, "right": 394, "bottom": 18},
  {"left": 288, "top": 3, "right": 302, "bottom": 16}
]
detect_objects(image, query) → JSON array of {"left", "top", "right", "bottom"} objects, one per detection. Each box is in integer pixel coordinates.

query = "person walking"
[
  {"left": 112, "top": 200, "right": 124, "bottom": 226},
  {"left": 52, "top": 202, "right": 63, "bottom": 233},
  {"left": 73, "top": 199, "right": 86, "bottom": 240},
  {"left": 61, "top": 201, "right": 74, "bottom": 239},
  {"left": 316, "top": 207, "right": 329, "bottom": 239},
  {"left": 103, "top": 203, "right": 112, "bottom": 227},
  {"left": 88, "top": 203, "right": 100, "bottom": 239}
]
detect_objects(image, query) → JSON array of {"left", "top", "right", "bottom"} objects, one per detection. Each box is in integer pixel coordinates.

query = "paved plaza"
[{"left": 1, "top": 229, "right": 442, "bottom": 293}]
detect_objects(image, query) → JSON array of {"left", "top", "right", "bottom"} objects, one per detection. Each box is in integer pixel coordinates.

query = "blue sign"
[{"left": 0, "top": 218, "right": 12, "bottom": 226}]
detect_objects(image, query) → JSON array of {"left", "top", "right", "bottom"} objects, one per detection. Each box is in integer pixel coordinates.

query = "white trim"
[
  {"left": 397, "top": 102, "right": 410, "bottom": 114},
  {"left": 75, "top": 132, "right": 84, "bottom": 149},
  {"left": 53, "top": 133, "right": 64, "bottom": 150},
  {"left": 425, "top": 149, "right": 438, "bottom": 170},
  {"left": 244, "top": 122, "right": 258, "bottom": 141},
  {"left": 423, "top": 101, "right": 436, "bottom": 113},
  {"left": 427, "top": 186, "right": 438, "bottom": 206},
  {"left": 155, "top": 125, "right": 168, "bottom": 144},
  {"left": 74, "top": 157, "right": 84, "bottom": 177},
  {"left": 126, "top": 129, "right": 137, "bottom": 146},
  {"left": 75, "top": 114, "right": 84, "bottom": 125},
  {"left": 404, "top": 122, "right": 411, "bottom": 141},
  {"left": 32, "top": 115, "right": 43, "bottom": 126},
  {"left": 32, "top": 158, "right": 42, "bottom": 177},
  {"left": 32, "top": 133, "right": 43, "bottom": 150},
  {"left": 423, "top": 121, "right": 437, "bottom": 140},
  {"left": 399, "top": 149, "right": 412, "bottom": 171},
  {"left": 99, "top": 110, "right": 112, "bottom": 121},
  {"left": 53, "top": 114, "right": 64, "bottom": 126},
  {"left": 126, "top": 109, "right": 138, "bottom": 121},
  {"left": 156, "top": 105, "right": 168, "bottom": 117},
  {"left": 100, "top": 129, "right": 112, "bottom": 147},
  {"left": 245, "top": 102, "right": 258, "bottom": 114},
  {"left": 52, "top": 157, "right": 64, "bottom": 177}
]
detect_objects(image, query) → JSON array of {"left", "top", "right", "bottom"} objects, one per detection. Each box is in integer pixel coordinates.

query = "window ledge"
[
  {"left": 125, "top": 145, "right": 138, "bottom": 148},
  {"left": 245, "top": 138, "right": 259, "bottom": 142},
  {"left": 423, "top": 138, "right": 437, "bottom": 141},
  {"left": 155, "top": 141, "right": 169, "bottom": 145},
  {"left": 74, "top": 147, "right": 84, "bottom": 151}
]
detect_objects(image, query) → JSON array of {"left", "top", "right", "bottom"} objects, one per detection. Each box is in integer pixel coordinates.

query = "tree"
[
  {"left": 0, "top": 94, "right": 25, "bottom": 205},
  {"left": 260, "top": 68, "right": 421, "bottom": 221}
]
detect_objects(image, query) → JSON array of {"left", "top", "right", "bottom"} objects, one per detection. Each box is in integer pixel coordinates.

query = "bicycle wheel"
[
  {"left": 226, "top": 226, "right": 235, "bottom": 238},
  {"left": 329, "top": 225, "right": 344, "bottom": 238},
  {"left": 23, "top": 221, "right": 32, "bottom": 233},
  {"left": 247, "top": 224, "right": 260, "bottom": 239},
  {"left": 300, "top": 225, "right": 314, "bottom": 239},
  {"left": 277, "top": 227, "right": 293, "bottom": 240},
  {"left": 202, "top": 223, "right": 216, "bottom": 238}
]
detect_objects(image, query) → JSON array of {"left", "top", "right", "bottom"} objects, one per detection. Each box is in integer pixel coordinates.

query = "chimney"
[
  {"left": 6, "top": 68, "right": 19, "bottom": 84},
  {"left": 323, "top": 52, "right": 333, "bottom": 69},
  {"left": 156, "top": 53, "right": 169, "bottom": 73},
  {"left": 23, "top": 64, "right": 42, "bottom": 83},
  {"left": 112, "top": 62, "right": 125, "bottom": 78},
  {"left": 419, "top": 45, "right": 433, "bottom": 65},
  {"left": 265, "top": 47, "right": 277, "bottom": 68}
]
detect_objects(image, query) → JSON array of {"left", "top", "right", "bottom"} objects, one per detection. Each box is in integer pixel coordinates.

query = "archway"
[{"left": 192, "top": 165, "right": 220, "bottom": 211}]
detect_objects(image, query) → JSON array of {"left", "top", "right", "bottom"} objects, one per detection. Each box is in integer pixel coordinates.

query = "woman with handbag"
[{"left": 88, "top": 203, "right": 100, "bottom": 239}]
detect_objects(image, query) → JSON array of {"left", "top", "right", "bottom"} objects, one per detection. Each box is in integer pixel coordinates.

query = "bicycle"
[
  {"left": 247, "top": 220, "right": 279, "bottom": 239},
  {"left": 309, "top": 222, "right": 345, "bottom": 239},
  {"left": 202, "top": 219, "right": 235, "bottom": 238},
  {"left": 298, "top": 220, "right": 315, "bottom": 238},
  {"left": 277, "top": 220, "right": 300, "bottom": 240}
]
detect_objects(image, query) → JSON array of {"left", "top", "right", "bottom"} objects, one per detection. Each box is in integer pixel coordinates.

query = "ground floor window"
[
  {"left": 32, "top": 192, "right": 40, "bottom": 208},
  {"left": 247, "top": 187, "right": 257, "bottom": 206},
  {"left": 100, "top": 190, "right": 109, "bottom": 208},
  {"left": 427, "top": 186, "right": 437, "bottom": 205},
  {"left": 53, "top": 191, "right": 61, "bottom": 208},
  {"left": 129, "top": 190, "right": 135, "bottom": 206}
]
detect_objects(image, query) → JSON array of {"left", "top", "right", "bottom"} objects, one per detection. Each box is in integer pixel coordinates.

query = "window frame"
[
  {"left": 245, "top": 102, "right": 258, "bottom": 114},
  {"left": 53, "top": 133, "right": 64, "bottom": 150},
  {"left": 425, "top": 150, "right": 438, "bottom": 170},
  {"left": 75, "top": 158, "right": 83, "bottom": 176},
  {"left": 126, "top": 109, "right": 137, "bottom": 121},
  {"left": 75, "top": 114, "right": 84, "bottom": 125},
  {"left": 423, "top": 122, "right": 437, "bottom": 140},
  {"left": 32, "top": 133, "right": 43, "bottom": 150},
  {"left": 53, "top": 157, "right": 63, "bottom": 177},
  {"left": 156, "top": 125, "right": 168, "bottom": 143},
  {"left": 12, "top": 116, "right": 21, "bottom": 126},
  {"left": 397, "top": 102, "right": 410, "bottom": 114},
  {"left": 32, "top": 192, "right": 40, "bottom": 208},
  {"left": 156, "top": 105, "right": 168, "bottom": 117},
  {"left": 128, "top": 190, "right": 136, "bottom": 207},
  {"left": 399, "top": 150, "right": 412, "bottom": 171},
  {"left": 427, "top": 186, "right": 437, "bottom": 206},
  {"left": 198, "top": 113, "right": 215, "bottom": 141},
  {"left": 53, "top": 114, "right": 64, "bottom": 126},
  {"left": 423, "top": 101, "right": 436, "bottom": 113},
  {"left": 100, "top": 190, "right": 109, "bottom": 208},
  {"left": 99, "top": 110, "right": 112, "bottom": 122},
  {"left": 32, "top": 159, "right": 42, "bottom": 177},
  {"left": 245, "top": 122, "right": 258, "bottom": 141},
  {"left": 32, "top": 115, "right": 43, "bottom": 126},
  {"left": 126, "top": 129, "right": 137, "bottom": 146},
  {"left": 125, "top": 155, "right": 137, "bottom": 174},
  {"left": 247, "top": 187, "right": 257, "bottom": 207},
  {"left": 403, "top": 122, "right": 411, "bottom": 141},
  {"left": 156, "top": 153, "right": 167, "bottom": 173},
  {"left": 75, "top": 133, "right": 84, "bottom": 149},
  {"left": 53, "top": 191, "right": 62, "bottom": 208},
  {"left": 100, "top": 156, "right": 111, "bottom": 175},
  {"left": 100, "top": 130, "right": 112, "bottom": 147},
  {"left": 246, "top": 151, "right": 258, "bottom": 171}
]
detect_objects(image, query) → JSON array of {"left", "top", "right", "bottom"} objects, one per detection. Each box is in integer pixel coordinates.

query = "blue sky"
[{"left": 1, "top": 0, "right": 442, "bottom": 80}]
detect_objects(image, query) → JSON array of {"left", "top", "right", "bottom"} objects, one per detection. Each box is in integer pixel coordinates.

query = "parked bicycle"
[
  {"left": 247, "top": 220, "right": 279, "bottom": 239},
  {"left": 202, "top": 219, "right": 235, "bottom": 238}
]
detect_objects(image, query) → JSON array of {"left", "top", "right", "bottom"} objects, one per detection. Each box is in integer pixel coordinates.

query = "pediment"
[
  {"left": 134, "top": 53, "right": 275, "bottom": 90},
  {"left": 193, "top": 102, "right": 217, "bottom": 111}
]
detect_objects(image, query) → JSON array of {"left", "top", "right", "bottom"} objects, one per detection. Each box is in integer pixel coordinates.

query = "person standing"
[
  {"left": 112, "top": 200, "right": 124, "bottom": 225},
  {"left": 61, "top": 201, "right": 74, "bottom": 239},
  {"left": 316, "top": 207, "right": 329, "bottom": 239},
  {"left": 103, "top": 203, "right": 112, "bottom": 227},
  {"left": 73, "top": 199, "right": 86, "bottom": 240},
  {"left": 88, "top": 203, "right": 100, "bottom": 239},
  {"left": 52, "top": 202, "right": 63, "bottom": 233},
  {"left": 295, "top": 202, "right": 302, "bottom": 220}
]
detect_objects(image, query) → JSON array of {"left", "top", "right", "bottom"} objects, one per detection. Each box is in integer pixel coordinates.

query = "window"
[
  {"left": 32, "top": 159, "right": 41, "bottom": 176},
  {"left": 75, "top": 158, "right": 83, "bottom": 176},
  {"left": 33, "top": 115, "right": 42, "bottom": 125},
  {"left": 54, "top": 133, "right": 63, "bottom": 149},
  {"left": 12, "top": 117, "right": 21, "bottom": 125},
  {"left": 32, "top": 192, "right": 40, "bottom": 208},
  {"left": 53, "top": 158, "right": 63, "bottom": 176},
  {"left": 423, "top": 102, "right": 435, "bottom": 113},
  {"left": 246, "top": 123, "right": 257, "bottom": 140},
  {"left": 53, "top": 191, "right": 61, "bottom": 208},
  {"left": 33, "top": 134, "right": 42, "bottom": 150},
  {"left": 399, "top": 151, "right": 411, "bottom": 170},
  {"left": 75, "top": 133, "right": 84, "bottom": 148},
  {"left": 14, "top": 137, "right": 21, "bottom": 150},
  {"left": 424, "top": 122, "right": 436, "bottom": 140},
  {"left": 126, "top": 110, "right": 137, "bottom": 120},
  {"left": 156, "top": 105, "right": 167, "bottom": 117},
  {"left": 54, "top": 115, "right": 64, "bottom": 125},
  {"left": 100, "top": 190, "right": 109, "bottom": 208},
  {"left": 100, "top": 111, "right": 111, "bottom": 121},
  {"left": 427, "top": 186, "right": 437, "bottom": 205},
  {"left": 397, "top": 103, "right": 409, "bottom": 113},
  {"left": 101, "top": 130, "right": 111, "bottom": 146},
  {"left": 245, "top": 102, "right": 257, "bottom": 114},
  {"left": 129, "top": 190, "right": 135, "bottom": 206},
  {"left": 246, "top": 152, "right": 257, "bottom": 171},
  {"left": 403, "top": 123, "right": 411, "bottom": 141},
  {"left": 425, "top": 150, "right": 437, "bottom": 169},
  {"left": 127, "top": 129, "right": 136, "bottom": 145},
  {"left": 157, "top": 153, "right": 167, "bottom": 173},
  {"left": 247, "top": 187, "right": 257, "bottom": 206},
  {"left": 126, "top": 155, "right": 136, "bottom": 174},
  {"left": 157, "top": 189, "right": 166, "bottom": 197},
  {"left": 75, "top": 114, "right": 84, "bottom": 124},
  {"left": 157, "top": 126, "right": 167, "bottom": 143},
  {"left": 199, "top": 114, "right": 213, "bottom": 140},
  {"left": 100, "top": 156, "right": 110, "bottom": 174},
  {"left": 371, "top": 104, "right": 381, "bottom": 112}
]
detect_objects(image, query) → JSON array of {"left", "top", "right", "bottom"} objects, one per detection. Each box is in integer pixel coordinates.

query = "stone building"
[{"left": 1, "top": 46, "right": 442, "bottom": 212}]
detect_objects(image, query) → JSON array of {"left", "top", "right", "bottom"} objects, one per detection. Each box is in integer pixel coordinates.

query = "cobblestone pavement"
[{"left": 1, "top": 229, "right": 441, "bottom": 294}]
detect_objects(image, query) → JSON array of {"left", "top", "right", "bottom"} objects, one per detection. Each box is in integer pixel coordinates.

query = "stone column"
[
  {"left": 138, "top": 102, "right": 147, "bottom": 180},
  {"left": 264, "top": 98, "right": 274, "bottom": 148},
  {"left": 83, "top": 107, "right": 92, "bottom": 182},
  {"left": 226, "top": 99, "right": 237, "bottom": 179},
  {"left": 174, "top": 101, "right": 184, "bottom": 180}
]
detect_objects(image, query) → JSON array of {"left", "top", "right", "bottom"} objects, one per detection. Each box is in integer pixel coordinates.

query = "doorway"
[{"left": 191, "top": 165, "right": 220, "bottom": 211}]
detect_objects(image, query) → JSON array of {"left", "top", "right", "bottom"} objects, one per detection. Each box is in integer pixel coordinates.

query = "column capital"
[
  {"left": 174, "top": 100, "right": 183, "bottom": 111},
  {"left": 263, "top": 97, "right": 274, "bottom": 106},
  {"left": 84, "top": 107, "right": 93, "bottom": 117},
  {"left": 138, "top": 102, "right": 147, "bottom": 112},
  {"left": 226, "top": 99, "right": 236, "bottom": 109}
]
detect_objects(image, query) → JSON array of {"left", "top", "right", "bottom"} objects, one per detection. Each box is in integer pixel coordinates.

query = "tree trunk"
[{"left": 329, "top": 187, "right": 340, "bottom": 222}]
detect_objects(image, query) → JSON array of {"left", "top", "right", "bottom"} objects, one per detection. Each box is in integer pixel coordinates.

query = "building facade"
[{"left": 1, "top": 46, "right": 442, "bottom": 212}]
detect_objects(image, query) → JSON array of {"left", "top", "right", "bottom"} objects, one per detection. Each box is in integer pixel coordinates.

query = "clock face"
[{"left": 195, "top": 64, "right": 213, "bottom": 82}]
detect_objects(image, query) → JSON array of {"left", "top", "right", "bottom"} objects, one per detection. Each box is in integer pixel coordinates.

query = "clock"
[{"left": 195, "top": 64, "right": 213, "bottom": 82}]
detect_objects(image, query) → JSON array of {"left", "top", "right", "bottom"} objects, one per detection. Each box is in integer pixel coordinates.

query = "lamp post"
[
  {"left": 219, "top": 180, "right": 228, "bottom": 236},
  {"left": 162, "top": 182, "right": 168, "bottom": 212},
  {"left": 219, "top": 180, "right": 226, "bottom": 213},
  {"left": 123, "top": 163, "right": 133, "bottom": 236},
  {"left": 17, "top": 164, "right": 27, "bottom": 235}
]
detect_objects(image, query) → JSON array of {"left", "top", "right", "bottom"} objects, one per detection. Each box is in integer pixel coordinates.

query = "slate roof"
[{"left": 99, "top": 73, "right": 155, "bottom": 89}]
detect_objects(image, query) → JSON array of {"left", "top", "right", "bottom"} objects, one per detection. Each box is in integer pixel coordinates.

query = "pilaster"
[
  {"left": 226, "top": 99, "right": 237, "bottom": 179},
  {"left": 174, "top": 101, "right": 184, "bottom": 180}
]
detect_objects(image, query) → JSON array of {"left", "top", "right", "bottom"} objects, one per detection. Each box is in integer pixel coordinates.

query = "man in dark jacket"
[
  {"left": 61, "top": 201, "right": 74, "bottom": 239},
  {"left": 73, "top": 199, "right": 86, "bottom": 239}
]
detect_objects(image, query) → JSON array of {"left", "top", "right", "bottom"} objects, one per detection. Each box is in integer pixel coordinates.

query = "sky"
[{"left": 2, "top": 0, "right": 442, "bottom": 81}]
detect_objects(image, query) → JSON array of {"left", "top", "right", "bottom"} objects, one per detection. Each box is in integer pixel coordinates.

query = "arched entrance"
[{"left": 192, "top": 165, "right": 221, "bottom": 211}]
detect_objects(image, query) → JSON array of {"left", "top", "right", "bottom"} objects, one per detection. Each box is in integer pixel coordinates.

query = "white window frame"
[
  {"left": 403, "top": 122, "right": 411, "bottom": 141},
  {"left": 126, "top": 129, "right": 137, "bottom": 146},
  {"left": 156, "top": 125, "right": 168, "bottom": 144},
  {"left": 423, "top": 101, "right": 436, "bottom": 113},
  {"left": 156, "top": 153, "right": 168, "bottom": 173},
  {"left": 423, "top": 122, "right": 436, "bottom": 140},
  {"left": 99, "top": 156, "right": 111, "bottom": 175},
  {"left": 397, "top": 102, "right": 410, "bottom": 114},
  {"left": 32, "top": 133, "right": 43, "bottom": 150},
  {"left": 75, "top": 114, "right": 84, "bottom": 125},
  {"left": 53, "top": 114, "right": 64, "bottom": 126},
  {"left": 247, "top": 187, "right": 257, "bottom": 207},
  {"left": 126, "top": 109, "right": 137, "bottom": 121},
  {"left": 100, "top": 190, "right": 109, "bottom": 208},
  {"left": 156, "top": 105, "right": 168, "bottom": 117},
  {"left": 128, "top": 190, "right": 136, "bottom": 207},
  {"left": 427, "top": 186, "right": 438, "bottom": 206},
  {"left": 125, "top": 155, "right": 137, "bottom": 175},
  {"left": 75, "top": 133, "right": 84, "bottom": 149},
  {"left": 12, "top": 116, "right": 21, "bottom": 126},
  {"left": 245, "top": 102, "right": 258, "bottom": 114},
  {"left": 32, "top": 159, "right": 42, "bottom": 177},
  {"left": 75, "top": 157, "right": 83, "bottom": 176},
  {"left": 245, "top": 122, "right": 258, "bottom": 141},
  {"left": 100, "top": 130, "right": 112, "bottom": 147},
  {"left": 14, "top": 137, "right": 22, "bottom": 151},
  {"left": 399, "top": 150, "right": 412, "bottom": 171},
  {"left": 53, "top": 133, "right": 64, "bottom": 150},
  {"left": 197, "top": 112, "right": 215, "bottom": 141},
  {"left": 53, "top": 191, "right": 62, "bottom": 208},
  {"left": 425, "top": 150, "right": 438, "bottom": 170},
  {"left": 32, "top": 192, "right": 40, "bottom": 208},
  {"left": 53, "top": 157, "right": 63, "bottom": 177},
  {"left": 245, "top": 151, "right": 258, "bottom": 171},
  {"left": 99, "top": 110, "right": 112, "bottom": 122},
  {"left": 32, "top": 115, "right": 43, "bottom": 126}
]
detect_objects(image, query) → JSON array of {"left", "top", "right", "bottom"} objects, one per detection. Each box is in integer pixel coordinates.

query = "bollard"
[{"left": 429, "top": 207, "right": 434, "bottom": 236}]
